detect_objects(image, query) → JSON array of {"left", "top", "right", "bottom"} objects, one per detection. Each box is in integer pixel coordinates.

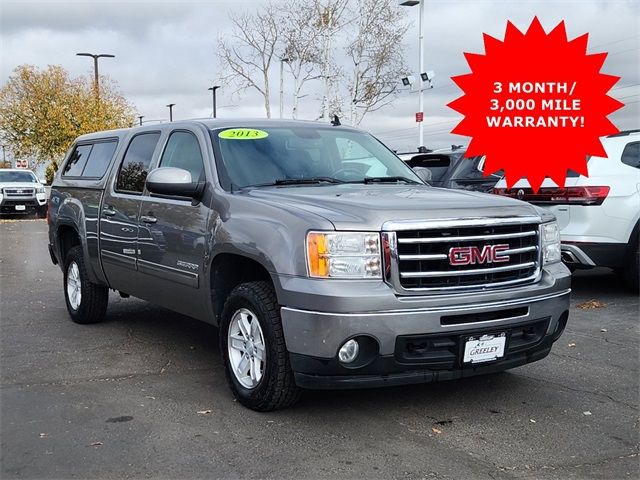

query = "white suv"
[
  {"left": 493, "top": 130, "right": 640, "bottom": 290},
  {"left": 0, "top": 169, "right": 48, "bottom": 217}
]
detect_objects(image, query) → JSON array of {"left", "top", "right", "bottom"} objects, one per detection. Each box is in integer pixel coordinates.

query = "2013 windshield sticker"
[{"left": 218, "top": 129, "right": 268, "bottom": 140}]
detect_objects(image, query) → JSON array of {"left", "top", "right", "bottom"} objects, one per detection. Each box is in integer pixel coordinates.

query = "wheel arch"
[
  {"left": 209, "top": 252, "right": 279, "bottom": 326},
  {"left": 57, "top": 223, "right": 81, "bottom": 265}
]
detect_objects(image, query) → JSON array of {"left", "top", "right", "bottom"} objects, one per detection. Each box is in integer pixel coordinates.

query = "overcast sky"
[{"left": 1, "top": 0, "right": 638, "bottom": 152}]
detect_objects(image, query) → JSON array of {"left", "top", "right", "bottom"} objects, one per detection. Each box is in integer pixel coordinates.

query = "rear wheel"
[
  {"left": 63, "top": 246, "right": 109, "bottom": 324},
  {"left": 220, "top": 281, "right": 301, "bottom": 411}
]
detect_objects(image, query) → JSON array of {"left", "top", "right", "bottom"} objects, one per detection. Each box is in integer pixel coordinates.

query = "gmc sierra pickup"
[{"left": 48, "top": 119, "right": 571, "bottom": 411}]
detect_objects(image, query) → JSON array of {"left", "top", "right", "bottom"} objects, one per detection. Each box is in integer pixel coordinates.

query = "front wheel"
[
  {"left": 63, "top": 246, "right": 109, "bottom": 324},
  {"left": 220, "top": 281, "right": 301, "bottom": 411}
]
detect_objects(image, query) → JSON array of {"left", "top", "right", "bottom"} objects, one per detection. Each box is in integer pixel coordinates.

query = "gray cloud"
[
  {"left": 0, "top": 0, "right": 193, "bottom": 36},
  {"left": 1, "top": 0, "right": 638, "bottom": 151}
]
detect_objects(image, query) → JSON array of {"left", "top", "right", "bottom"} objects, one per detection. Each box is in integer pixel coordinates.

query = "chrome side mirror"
[{"left": 146, "top": 167, "right": 204, "bottom": 198}]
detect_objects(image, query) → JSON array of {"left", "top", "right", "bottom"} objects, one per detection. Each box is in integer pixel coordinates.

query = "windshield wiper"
[
  {"left": 361, "top": 176, "right": 421, "bottom": 184},
  {"left": 273, "top": 177, "right": 345, "bottom": 185}
]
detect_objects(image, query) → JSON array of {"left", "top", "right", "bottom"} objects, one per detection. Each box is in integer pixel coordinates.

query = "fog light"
[{"left": 338, "top": 339, "right": 359, "bottom": 364}]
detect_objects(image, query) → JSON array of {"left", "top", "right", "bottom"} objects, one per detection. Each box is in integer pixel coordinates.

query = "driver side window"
[{"left": 159, "top": 131, "right": 205, "bottom": 181}]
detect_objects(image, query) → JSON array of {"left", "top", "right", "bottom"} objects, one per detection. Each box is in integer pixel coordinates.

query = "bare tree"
[
  {"left": 217, "top": 4, "right": 281, "bottom": 118},
  {"left": 218, "top": 0, "right": 408, "bottom": 124},
  {"left": 345, "top": 0, "right": 409, "bottom": 124},
  {"left": 280, "top": 3, "right": 322, "bottom": 119}
]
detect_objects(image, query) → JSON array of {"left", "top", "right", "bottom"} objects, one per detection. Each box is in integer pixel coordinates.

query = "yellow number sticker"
[{"left": 218, "top": 128, "right": 269, "bottom": 140}]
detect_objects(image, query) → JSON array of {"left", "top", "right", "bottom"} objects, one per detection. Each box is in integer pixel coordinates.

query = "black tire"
[
  {"left": 220, "top": 281, "right": 301, "bottom": 411},
  {"left": 623, "top": 242, "right": 639, "bottom": 292},
  {"left": 63, "top": 245, "right": 109, "bottom": 324}
]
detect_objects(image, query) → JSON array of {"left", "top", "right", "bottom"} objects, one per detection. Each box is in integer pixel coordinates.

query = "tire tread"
[
  {"left": 221, "top": 281, "right": 301, "bottom": 411},
  {"left": 64, "top": 246, "right": 108, "bottom": 324}
]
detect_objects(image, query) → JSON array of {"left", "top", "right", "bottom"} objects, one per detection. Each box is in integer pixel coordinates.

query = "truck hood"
[
  {"left": 0, "top": 182, "right": 41, "bottom": 190},
  {"left": 245, "top": 184, "right": 542, "bottom": 230}
]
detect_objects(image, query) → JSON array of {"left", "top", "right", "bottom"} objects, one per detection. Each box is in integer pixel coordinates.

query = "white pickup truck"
[{"left": 0, "top": 169, "right": 48, "bottom": 217}]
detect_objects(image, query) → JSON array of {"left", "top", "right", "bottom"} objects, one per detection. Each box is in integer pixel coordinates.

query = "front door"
[
  {"left": 99, "top": 131, "right": 161, "bottom": 297},
  {"left": 136, "top": 129, "right": 210, "bottom": 320}
]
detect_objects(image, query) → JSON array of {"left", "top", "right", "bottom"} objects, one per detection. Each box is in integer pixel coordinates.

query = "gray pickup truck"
[{"left": 48, "top": 119, "right": 571, "bottom": 411}]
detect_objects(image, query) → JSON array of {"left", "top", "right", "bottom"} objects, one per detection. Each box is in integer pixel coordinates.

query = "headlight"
[
  {"left": 36, "top": 187, "right": 45, "bottom": 194},
  {"left": 307, "top": 231, "right": 381, "bottom": 278},
  {"left": 541, "top": 221, "right": 561, "bottom": 265}
]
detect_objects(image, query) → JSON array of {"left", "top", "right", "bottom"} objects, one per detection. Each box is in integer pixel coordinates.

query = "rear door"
[
  {"left": 99, "top": 131, "right": 161, "bottom": 295},
  {"left": 135, "top": 129, "right": 210, "bottom": 319}
]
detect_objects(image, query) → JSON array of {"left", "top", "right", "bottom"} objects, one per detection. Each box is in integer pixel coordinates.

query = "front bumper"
[
  {"left": 292, "top": 334, "right": 555, "bottom": 389},
  {"left": 279, "top": 267, "right": 570, "bottom": 389},
  {"left": 0, "top": 195, "right": 47, "bottom": 214}
]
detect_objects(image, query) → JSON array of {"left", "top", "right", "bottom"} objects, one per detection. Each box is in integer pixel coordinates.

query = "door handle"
[
  {"left": 140, "top": 215, "right": 157, "bottom": 224},
  {"left": 102, "top": 206, "right": 116, "bottom": 217}
]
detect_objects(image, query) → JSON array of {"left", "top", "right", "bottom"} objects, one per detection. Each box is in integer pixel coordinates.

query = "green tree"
[{"left": 0, "top": 64, "right": 136, "bottom": 172}]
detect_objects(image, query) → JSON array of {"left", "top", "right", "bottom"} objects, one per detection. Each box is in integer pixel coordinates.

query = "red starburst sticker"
[{"left": 448, "top": 17, "right": 624, "bottom": 192}]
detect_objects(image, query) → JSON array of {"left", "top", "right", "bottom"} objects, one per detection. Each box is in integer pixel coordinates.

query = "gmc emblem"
[{"left": 449, "top": 244, "right": 510, "bottom": 266}]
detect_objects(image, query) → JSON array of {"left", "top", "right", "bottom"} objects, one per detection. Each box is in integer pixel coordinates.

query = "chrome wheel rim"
[
  {"left": 66, "top": 262, "right": 81, "bottom": 310},
  {"left": 227, "top": 308, "right": 265, "bottom": 389}
]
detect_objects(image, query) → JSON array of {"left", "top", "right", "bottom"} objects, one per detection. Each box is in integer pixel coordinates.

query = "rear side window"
[
  {"left": 159, "top": 131, "right": 205, "bottom": 181},
  {"left": 62, "top": 140, "right": 118, "bottom": 178},
  {"left": 63, "top": 145, "right": 92, "bottom": 176},
  {"left": 116, "top": 133, "right": 161, "bottom": 194},
  {"left": 82, "top": 141, "right": 118, "bottom": 177},
  {"left": 621, "top": 141, "right": 640, "bottom": 169}
]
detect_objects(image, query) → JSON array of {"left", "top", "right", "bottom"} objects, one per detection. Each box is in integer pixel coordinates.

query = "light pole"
[
  {"left": 76, "top": 52, "right": 115, "bottom": 99},
  {"left": 1, "top": 145, "right": 5, "bottom": 164},
  {"left": 166, "top": 104, "right": 175, "bottom": 122},
  {"left": 138, "top": 115, "right": 144, "bottom": 126},
  {"left": 399, "top": 0, "right": 425, "bottom": 149},
  {"left": 208, "top": 86, "right": 220, "bottom": 118},
  {"left": 279, "top": 57, "right": 290, "bottom": 119}
]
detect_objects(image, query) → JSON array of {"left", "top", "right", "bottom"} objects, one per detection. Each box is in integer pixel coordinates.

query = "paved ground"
[{"left": 1, "top": 219, "right": 638, "bottom": 479}]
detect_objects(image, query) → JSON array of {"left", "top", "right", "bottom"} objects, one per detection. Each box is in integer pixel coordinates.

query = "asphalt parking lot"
[{"left": 1, "top": 219, "right": 638, "bottom": 479}]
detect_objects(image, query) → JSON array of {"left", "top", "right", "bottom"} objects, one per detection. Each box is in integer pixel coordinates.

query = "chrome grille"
[
  {"left": 385, "top": 218, "right": 541, "bottom": 292},
  {"left": 3, "top": 188, "right": 35, "bottom": 197}
]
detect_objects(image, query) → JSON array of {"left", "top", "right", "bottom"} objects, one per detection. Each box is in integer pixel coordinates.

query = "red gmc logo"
[{"left": 448, "top": 244, "right": 511, "bottom": 266}]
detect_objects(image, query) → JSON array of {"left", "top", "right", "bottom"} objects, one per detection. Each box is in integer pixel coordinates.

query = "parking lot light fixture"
[
  {"left": 166, "top": 103, "right": 176, "bottom": 122},
  {"left": 399, "top": 0, "right": 426, "bottom": 150},
  {"left": 208, "top": 86, "right": 221, "bottom": 118},
  {"left": 76, "top": 52, "right": 115, "bottom": 99}
]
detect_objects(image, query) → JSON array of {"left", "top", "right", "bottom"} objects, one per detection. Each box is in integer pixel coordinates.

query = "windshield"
[
  {"left": 210, "top": 126, "right": 421, "bottom": 189},
  {"left": 0, "top": 170, "right": 37, "bottom": 183}
]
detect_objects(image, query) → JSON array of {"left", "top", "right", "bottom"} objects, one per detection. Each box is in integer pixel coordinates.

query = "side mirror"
[
  {"left": 146, "top": 167, "right": 203, "bottom": 198},
  {"left": 412, "top": 166, "right": 432, "bottom": 185}
]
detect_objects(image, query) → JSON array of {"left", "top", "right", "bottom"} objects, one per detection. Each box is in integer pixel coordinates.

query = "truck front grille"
[
  {"left": 390, "top": 220, "right": 541, "bottom": 292},
  {"left": 3, "top": 188, "right": 35, "bottom": 197}
]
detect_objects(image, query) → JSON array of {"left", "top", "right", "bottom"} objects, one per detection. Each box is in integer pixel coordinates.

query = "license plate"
[
  {"left": 463, "top": 333, "right": 506, "bottom": 364},
  {"left": 14, "top": 205, "right": 26, "bottom": 211}
]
